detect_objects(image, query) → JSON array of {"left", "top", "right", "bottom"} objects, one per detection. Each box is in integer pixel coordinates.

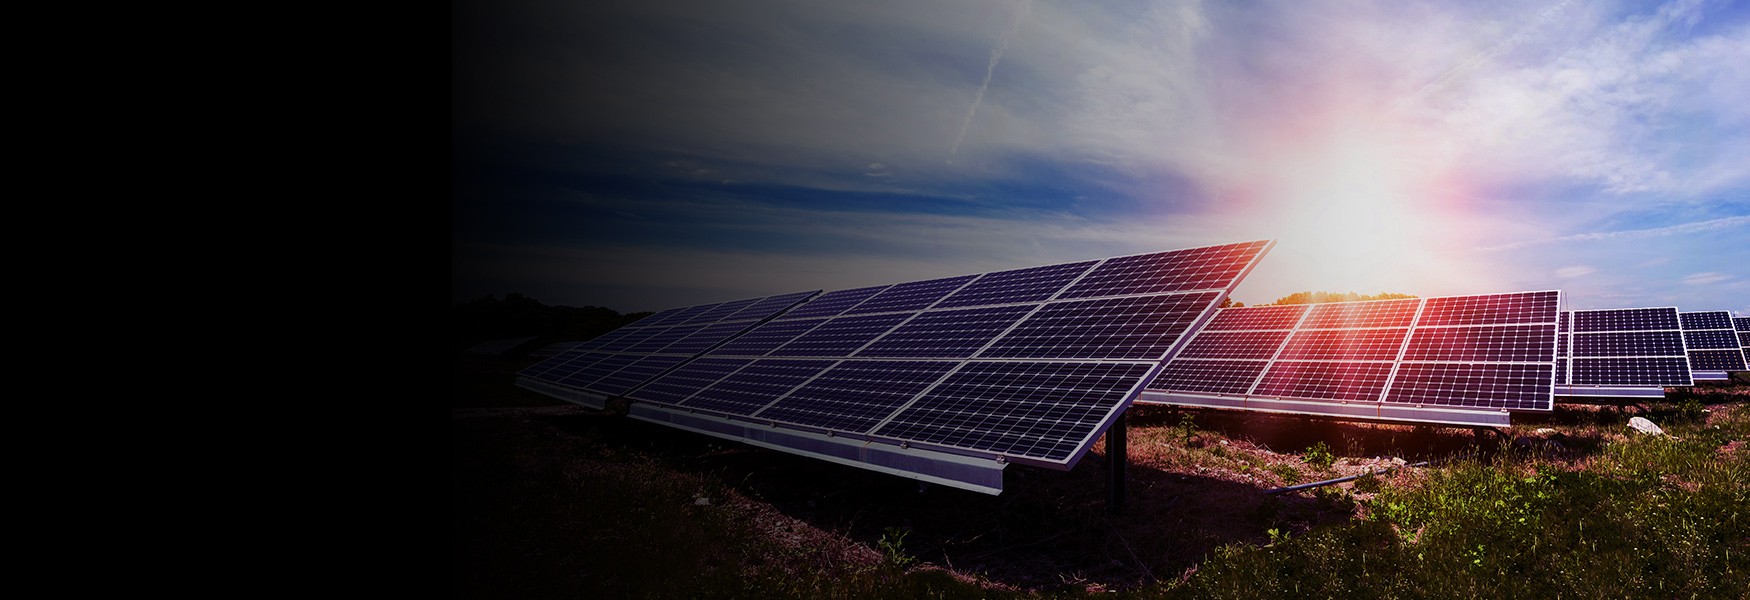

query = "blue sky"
[{"left": 453, "top": 0, "right": 1748, "bottom": 316}]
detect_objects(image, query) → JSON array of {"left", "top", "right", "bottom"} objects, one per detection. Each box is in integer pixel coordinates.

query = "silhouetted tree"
[{"left": 1265, "top": 291, "right": 1416, "bottom": 306}]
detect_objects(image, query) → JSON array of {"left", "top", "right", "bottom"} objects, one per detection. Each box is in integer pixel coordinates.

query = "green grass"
[{"left": 455, "top": 366, "right": 1749, "bottom": 598}]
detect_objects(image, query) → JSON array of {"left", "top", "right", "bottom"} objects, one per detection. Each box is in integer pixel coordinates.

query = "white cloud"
[
  {"left": 1479, "top": 215, "right": 1750, "bottom": 251},
  {"left": 1556, "top": 265, "right": 1597, "bottom": 278},
  {"left": 1682, "top": 272, "right": 1734, "bottom": 285}
]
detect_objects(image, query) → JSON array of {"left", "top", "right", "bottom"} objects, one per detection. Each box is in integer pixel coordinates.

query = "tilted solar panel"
[
  {"left": 617, "top": 239, "right": 1274, "bottom": 494},
  {"left": 1139, "top": 290, "right": 1561, "bottom": 426},
  {"left": 515, "top": 290, "right": 822, "bottom": 407},
  {"left": 1680, "top": 310, "right": 1748, "bottom": 377},
  {"left": 1562, "top": 307, "right": 1693, "bottom": 391}
]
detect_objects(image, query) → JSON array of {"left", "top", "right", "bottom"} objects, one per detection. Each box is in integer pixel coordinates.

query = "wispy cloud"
[
  {"left": 1682, "top": 272, "right": 1734, "bottom": 285},
  {"left": 1477, "top": 215, "right": 1750, "bottom": 251},
  {"left": 1555, "top": 265, "right": 1597, "bottom": 278}
]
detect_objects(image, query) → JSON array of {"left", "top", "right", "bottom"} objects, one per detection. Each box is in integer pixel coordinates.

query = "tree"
[{"left": 1265, "top": 291, "right": 1416, "bottom": 306}]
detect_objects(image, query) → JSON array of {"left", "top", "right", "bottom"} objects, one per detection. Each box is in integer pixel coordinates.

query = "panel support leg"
[{"left": 1107, "top": 412, "right": 1128, "bottom": 515}]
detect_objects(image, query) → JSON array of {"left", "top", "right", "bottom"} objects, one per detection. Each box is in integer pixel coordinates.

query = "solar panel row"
[
  {"left": 1140, "top": 291, "right": 1561, "bottom": 424},
  {"left": 626, "top": 240, "right": 1273, "bottom": 469},
  {"left": 1679, "top": 310, "right": 1747, "bottom": 376}
]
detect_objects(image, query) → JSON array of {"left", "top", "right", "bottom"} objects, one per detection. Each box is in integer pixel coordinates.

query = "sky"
[{"left": 453, "top": 0, "right": 1749, "bottom": 316}]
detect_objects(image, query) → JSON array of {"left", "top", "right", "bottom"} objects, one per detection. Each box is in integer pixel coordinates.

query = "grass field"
[{"left": 453, "top": 357, "right": 1749, "bottom": 598}]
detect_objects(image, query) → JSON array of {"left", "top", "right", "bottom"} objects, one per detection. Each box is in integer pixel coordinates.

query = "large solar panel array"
[
  {"left": 1681, "top": 310, "right": 1748, "bottom": 380},
  {"left": 1555, "top": 307, "right": 1692, "bottom": 397},
  {"left": 1138, "top": 291, "right": 1562, "bottom": 426},
  {"left": 623, "top": 240, "right": 1274, "bottom": 494},
  {"left": 515, "top": 291, "right": 821, "bottom": 408}
]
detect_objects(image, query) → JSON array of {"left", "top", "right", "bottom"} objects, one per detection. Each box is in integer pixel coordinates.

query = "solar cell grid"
[
  {"left": 1276, "top": 328, "right": 1408, "bottom": 361},
  {"left": 842, "top": 275, "right": 977, "bottom": 315},
  {"left": 1683, "top": 329, "right": 1741, "bottom": 350},
  {"left": 854, "top": 305, "right": 1036, "bottom": 358},
  {"left": 709, "top": 318, "right": 824, "bottom": 357},
  {"left": 769, "top": 313, "right": 911, "bottom": 357},
  {"left": 593, "top": 326, "right": 666, "bottom": 352},
  {"left": 1571, "top": 331, "right": 1685, "bottom": 357},
  {"left": 1301, "top": 299, "right": 1419, "bottom": 329},
  {"left": 680, "top": 298, "right": 760, "bottom": 325},
  {"left": 677, "top": 359, "right": 837, "bottom": 416},
  {"left": 1572, "top": 308, "right": 1680, "bottom": 332},
  {"left": 1384, "top": 363, "right": 1552, "bottom": 410},
  {"left": 977, "top": 292, "right": 1219, "bottom": 360},
  {"left": 935, "top": 261, "right": 1096, "bottom": 308},
  {"left": 624, "top": 324, "right": 701, "bottom": 354},
  {"left": 1740, "top": 331, "right": 1749, "bottom": 346},
  {"left": 1737, "top": 317, "right": 1750, "bottom": 332},
  {"left": 558, "top": 353, "right": 640, "bottom": 388},
  {"left": 1058, "top": 241, "right": 1268, "bottom": 299},
  {"left": 1402, "top": 324, "right": 1557, "bottom": 362},
  {"left": 1153, "top": 359, "right": 1266, "bottom": 394},
  {"left": 1416, "top": 291, "right": 1558, "bottom": 326},
  {"left": 661, "top": 321, "right": 754, "bottom": 355},
  {"left": 1203, "top": 304, "right": 1308, "bottom": 331},
  {"left": 1177, "top": 330, "right": 1292, "bottom": 359},
  {"left": 754, "top": 361, "right": 959, "bottom": 432},
  {"left": 628, "top": 358, "right": 750, "bottom": 406},
  {"left": 872, "top": 361, "right": 1156, "bottom": 463},
  {"left": 1679, "top": 311, "right": 1733, "bottom": 331},
  {"left": 1253, "top": 361, "right": 1394, "bottom": 402},
  {"left": 590, "top": 355, "right": 689, "bottom": 396},
  {"left": 1688, "top": 350, "right": 1747, "bottom": 371},
  {"left": 721, "top": 291, "right": 819, "bottom": 322},
  {"left": 1570, "top": 357, "right": 1690, "bottom": 386},
  {"left": 778, "top": 286, "right": 888, "bottom": 320},
  {"left": 1556, "top": 358, "right": 1568, "bottom": 385}
]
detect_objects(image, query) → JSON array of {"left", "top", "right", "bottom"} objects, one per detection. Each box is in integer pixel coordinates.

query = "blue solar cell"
[
  {"left": 1679, "top": 311, "right": 1733, "bottom": 331},
  {"left": 1153, "top": 359, "right": 1266, "bottom": 394},
  {"left": 1683, "top": 329, "right": 1741, "bottom": 350},
  {"left": 594, "top": 327, "right": 667, "bottom": 352},
  {"left": 873, "top": 361, "right": 1156, "bottom": 463},
  {"left": 841, "top": 275, "right": 978, "bottom": 315},
  {"left": 769, "top": 313, "right": 910, "bottom": 357},
  {"left": 680, "top": 298, "right": 761, "bottom": 325},
  {"left": 978, "top": 292, "right": 1219, "bottom": 360},
  {"left": 1385, "top": 362, "right": 1552, "bottom": 410},
  {"left": 778, "top": 286, "right": 888, "bottom": 320},
  {"left": 627, "top": 306, "right": 697, "bottom": 328},
  {"left": 677, "top": 359, "right": 836, "bottom": 416},
  {"left": 1556, "top": 358, "right": 1568, "bottom": 385},
  {"left": 1177, "top": 330, "right": 1291, "bottom": 359},
  {"left": 1253, "top": 361, "right": 1394, "bottom": 402},
  {"left": 1736, "top": 317, "right": 1750, "bottom": 332},
  {"left": 1570, "top": 357, "right": 1691, "bottom": 386},
  {"left": 1301, "top": 299, "right": 1419, "bottom": 329},
  {"left": 523, "top": 350, "right": 614, "bottom": 382},
  {"left": 935, "top": 261, "right": 1097, "bottom": 308},
  {"left": 590, "top": 355, "right": 689, "bottom": 396},
  {"left": 1571, "top": 331, "right": 1685, "bottom": 357},
  {"left": 628, "top": 358, "right": 751, "bottom": 405},
  {"left": 721, "top": 290, "right": 818, "bottom": 322},
  {"left": 1202, "top": 304, "right": 1308, "bottom": 331},
  {"left": 1416, "top": 292, "right": 1559, "bottom": 326},
  {"left": 754, "top": 361, "right": 959, "bottom": 432},
  {"left": 1688, "top": 350, "right": 1747, "bottom": 371},
  {"left": 624, "top": 324, "right": 701, "bottom": 354},
  {"left": 1277, "top": 328, "right": 1409, "bottom": 361},
  {"left": 1058, "top": 241, "right": 1268, "bottom": 299},
  {"left": 854, "top": 305, "right": 1036, "bottom": 358},
  {"left": 1572, "top": 308, "right": 1680, "bottom": 332},
  {"left": 709, "top": 318, "right": 824, "bottom": 356},
  {"left": 557, "top": 353, "right": 639, "bottom": 388},
  {"left": 1401, "top": 324, "right": 1557, "bottom": 362},
  {"left": 662, "top": 322, "right": 757, "bottom": 355},
  {"left": 1740, "top": 331, "right": 1749, "bottom": 347}
]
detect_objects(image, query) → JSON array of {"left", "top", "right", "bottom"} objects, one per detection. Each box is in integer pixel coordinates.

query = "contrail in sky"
[
  {"left": 950, "top": 0, "right": 1032, "bottom": 157},
  {"left": 1476, "top": 214, "right": 1750, "bottom": 252},
  {"left": 1393, "top": 0, "right": 1578, "bottom": 113}
]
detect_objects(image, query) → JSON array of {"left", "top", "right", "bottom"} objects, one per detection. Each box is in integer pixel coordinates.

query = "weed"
[
  {"left": 1269, "top": 463, "right": 1303, "bottom": 484},
  {"left": 877, "top": 526, "right": 917, "bottom": 571},
  {"left": 1304, "top": 441, "right": 1335, "bottom": 471},
  {"left": 1178, "top": 412, "right": 1197, "bottom": 446},
  {"left": 1353, "top": 472, "right": 1382, "bottom": 494}
]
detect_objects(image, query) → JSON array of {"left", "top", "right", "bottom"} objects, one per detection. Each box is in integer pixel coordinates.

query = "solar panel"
[
  {"left": 514, "top": 290, "right": 822, "bottom": 407},
  {"left": 1140, "top": 291, "right": 1561, "bottom": 426},
  {"left": 1680, "top": 310, "right": 1748, "bottom": 379},
  {"left": 616, "top": 239, "right": 1274, "bottom": 494},
  {"left": 1557, "top": 307, "right": 1692, "bottom": 397}
]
